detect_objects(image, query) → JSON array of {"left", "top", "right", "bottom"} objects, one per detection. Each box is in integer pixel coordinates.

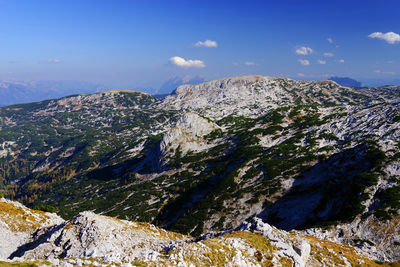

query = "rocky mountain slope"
[
  {"left": 161, "top": 75, "right": 373, "bottom": 118},
  {"left": 0, "top": 198, "right": 390, "bottom": 266},
  {"left": 0, "top": 75, "right": 400, "bottom": 262}
]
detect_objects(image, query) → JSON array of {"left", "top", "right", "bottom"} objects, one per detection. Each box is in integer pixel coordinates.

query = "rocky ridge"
[
  {"left": 0, "top": 198, "right": 387, "bottom": 266},
  {"left": 161, "top": 75, "right": 373, "bottom": 119}
]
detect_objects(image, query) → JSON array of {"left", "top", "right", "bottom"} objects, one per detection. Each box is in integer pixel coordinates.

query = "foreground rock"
[
  {"left": 0, "top": 198, "right": 63, "bottom": 260},
  {"left": 0, "top": 199, "right": 389, "bottom": 266},
  {"left": 301, "top": 215, "right": 400, "bottom": 262}
]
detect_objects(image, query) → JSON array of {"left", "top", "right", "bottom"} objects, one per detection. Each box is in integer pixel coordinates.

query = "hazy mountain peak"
[
  {"left": 328, "top": 76, "right": 363, "bottom": 87},
  {"left": 159, "top": 75, "right": 207, "bottom": 95}
]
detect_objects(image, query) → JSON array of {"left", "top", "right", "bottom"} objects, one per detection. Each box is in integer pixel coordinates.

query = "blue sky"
[{"left": 0, "top": 0, "right": 399, "bottom": 91}]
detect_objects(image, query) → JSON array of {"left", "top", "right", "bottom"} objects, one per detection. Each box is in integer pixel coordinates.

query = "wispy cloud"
[
  {"left": 324, "top": 52, "right": 334, "bottom": 57},
  {"left": 44, "top": 58, "right": 61, "bottom": 64},
  {"left": 244, "top": 61, "right": 255, "bottom": 66},
  {"left": 296, "top": 46, "right": 313, "bottom": 55},
  {"left": 318, "top": 60, "right": 326, "bottom": 65},
  {"left": 339, "top": 59, "right": 345, "bottom": 63},
  {"left": 368, "top": 32, "right": 400, "bottom": 44},
  {"left": 169, "top": 56, "right": 205, "bottom": 68},
  {"left": 327, "top": 37, "right": 333, "bottom": 43},
  {"left": 375, "top": 70, "right": 396, "bottom": 75},
  {"left": 194, "top": 39, "right": 218, "bottom": 48},
  {"left": 298, "top": 59, "right": 310, "bottom": 66},
  {"left": 297, "top": 73, "right": 305, "bottom": 77}
]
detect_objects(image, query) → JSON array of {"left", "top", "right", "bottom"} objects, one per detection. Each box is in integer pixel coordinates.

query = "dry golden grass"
[
  {"left": 305, "top": 235, "right": 383, "bottom": 266},
  {"left": 0, "top": 261, "right": 51, "bottom": 267},
  {"left": 279, "top": 257, "right": 294, "bottom": 266},
  {"left": 221, "top": 231, "right": 276, "bottom": 255},
  {"left": 0, "top": 201, "right": 48, "bottom": 232}
]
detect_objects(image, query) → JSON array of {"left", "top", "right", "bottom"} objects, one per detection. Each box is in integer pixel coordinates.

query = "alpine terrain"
[{"left": 1, "top": 75, "right": 400, "bottom": 265}]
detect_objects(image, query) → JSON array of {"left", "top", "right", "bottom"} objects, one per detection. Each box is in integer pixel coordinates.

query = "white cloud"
[
  {"left": 296, "top": 46, "right": 313, "bottom": 55},
  {"left": 339, "top": 59, "right": 345, "bottom": 63},
  {"left": 244, "top": 61, "right": 255, "bottom": 66},
  {"left": 324, "top": 52, "right": 334, "bottom": 57},
  {"left": 45, "top": 59, "right": 61, "bottom": 64},
  {"left": 297, "top": 73, "right": 305, "bottom": 77},
  {"left": 169, "top": 56, "right": 206, "bottom": 68},
  {"left": 194, "top": 39, "right": 218, "bottom": 48},
  {"left": 327, "top": 37, "right": 333, "bottom": 43},
  {"left": 318, "top": 60, "right": 326, "bottom": 64},
  {"left": 368, "top": 32, "right": 400, "bottom": 44},
  {"left": 298, "top": 59, "right": 310, "bottom": 66}
]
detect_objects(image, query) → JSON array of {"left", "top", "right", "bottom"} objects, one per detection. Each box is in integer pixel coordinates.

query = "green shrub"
[{"left": 34, "top": 204, "right": 58, "bottom": 213}]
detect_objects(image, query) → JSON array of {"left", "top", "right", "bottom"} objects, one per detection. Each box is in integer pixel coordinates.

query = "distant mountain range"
[
  {"left": 328, "top": 76, "right": 362, "bottom": 87},
  {"left": 1, "top": 75, "right": 398, "bottom": 107},
  {"left": 0, "top": 76, "right": 208, "bottom": 107},
  {"left": 363, "top": 78, "right": 400, "bottom": 87},
  {"left": 0, "top": 80, "right": 105, "bottom": 107},
  {"left": 326, "top": 77, "right": 400, "bottom": 88}
]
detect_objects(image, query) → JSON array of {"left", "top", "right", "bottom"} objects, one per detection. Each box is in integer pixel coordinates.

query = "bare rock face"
[
  {"left": 141, "top": 112, "right": 220, "bottom": 171},
  {"left": 160, "top": 112, "right": 219, "bottom": 156},
  {"left": 239, "top": 218, "right": 311, "bottom": 267},
  {"left": 0, "top": 198, "right": 64, "bottom": 260}
]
